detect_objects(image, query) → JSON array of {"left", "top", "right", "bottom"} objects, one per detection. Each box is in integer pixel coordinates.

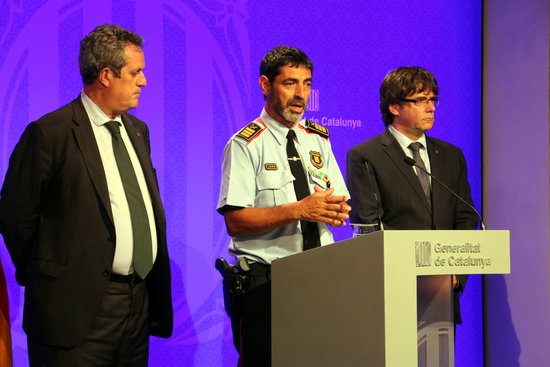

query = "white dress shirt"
[{"left": 81, "top": 91, "right": 157, "bottom": 275}]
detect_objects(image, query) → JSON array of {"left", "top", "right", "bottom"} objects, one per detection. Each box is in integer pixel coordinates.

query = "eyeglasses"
[{"left": 401, "top": 97, "right": 440, "bottom": 107}]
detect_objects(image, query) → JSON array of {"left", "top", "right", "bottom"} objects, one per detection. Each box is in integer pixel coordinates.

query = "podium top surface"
[{"left": 273, "top": 229, "right": 510, "bottom": 276}]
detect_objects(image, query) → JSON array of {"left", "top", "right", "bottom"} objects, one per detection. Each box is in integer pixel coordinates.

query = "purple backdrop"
[
  {"left": 483, "top": 0, "right": 549, "bottom": 366},
  {"left": 0, "top": 1, "right": 482, "bottom": 365}
]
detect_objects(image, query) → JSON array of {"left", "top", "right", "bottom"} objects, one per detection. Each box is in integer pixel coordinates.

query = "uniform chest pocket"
[{"left": 255, "top": 169, "right": 294, "bottom": 207}]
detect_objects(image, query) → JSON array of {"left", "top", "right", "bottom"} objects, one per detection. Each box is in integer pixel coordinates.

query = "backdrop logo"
[
  {"left": 306, "top": 89, "right": 319, "bottom": 111},
  {"left": 304, "top": 88, "right": 362, "bottom": 129},
  {"left": 415, "top": 241, "right": 431, "bottom": 267}
]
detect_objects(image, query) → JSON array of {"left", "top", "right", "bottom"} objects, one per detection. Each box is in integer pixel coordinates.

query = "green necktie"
[{"left": 105, "top": 121, "right": 153, "bottom": 278}]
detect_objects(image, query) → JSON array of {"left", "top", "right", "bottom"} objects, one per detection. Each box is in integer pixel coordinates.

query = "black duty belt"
[{"left": 248, "top": 262, "right": 271, "bottom": 289}]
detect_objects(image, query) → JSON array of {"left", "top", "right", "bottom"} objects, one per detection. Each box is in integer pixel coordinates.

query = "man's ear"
[
  {"left": 98, "top": 68, "right": 111, "bottom": 88},
  {"left": 259, "top": 75, "right": 271, "bottom": 96},
  {"left": 388, "top": 103, "right": 400, "bottom": 117}
]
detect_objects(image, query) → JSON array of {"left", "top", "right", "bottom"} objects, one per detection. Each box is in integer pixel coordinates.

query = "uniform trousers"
[
  {"left": 28, "top": 276, "right": 150, "bottom": 367},
  {"left": 232, "top": 262, "right": 271, "bottom": 367}
]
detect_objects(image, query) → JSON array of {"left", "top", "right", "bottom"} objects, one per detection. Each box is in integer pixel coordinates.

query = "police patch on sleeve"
[
  {"left": 306, "top": 120, "right": 329, "bottom": 138},
  {"left": 236, "top": 122, "right": 264, "bottom": 142}
]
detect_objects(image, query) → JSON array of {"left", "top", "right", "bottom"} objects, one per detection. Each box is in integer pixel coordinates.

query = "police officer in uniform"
[{"left": 216, "top": 46, "right": 351, "bottom": 367}]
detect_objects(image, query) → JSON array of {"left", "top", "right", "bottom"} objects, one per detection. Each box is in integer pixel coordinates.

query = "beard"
[{"left": 273, "top": 97, "right": 306, "bottom": 124}]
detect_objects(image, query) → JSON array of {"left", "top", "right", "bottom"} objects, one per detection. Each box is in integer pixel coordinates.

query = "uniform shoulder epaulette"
[
  {"left": 306, "top": 120, "right": 329, "bottom": 138},
  {"left": 235, "top": 121, "right": 265, "bottom": 143}
]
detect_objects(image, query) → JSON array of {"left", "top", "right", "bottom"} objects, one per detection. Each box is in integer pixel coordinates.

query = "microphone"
[
  {"left": 404, "top": 156, "right": 486, "bottom": 230},
  {"left": 363, "top": 160, "right": 384, "bottom": 231}
]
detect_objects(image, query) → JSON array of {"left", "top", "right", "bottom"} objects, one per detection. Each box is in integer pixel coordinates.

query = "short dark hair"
[
  {"left": 379, "top": 67, "right": 439, "bottom": 126},
  {"left": 79, "top": 24, "right": 143, "bottom": 85},
  {"left": 260, "top": 46, "right": 313, "bottom": 83}
]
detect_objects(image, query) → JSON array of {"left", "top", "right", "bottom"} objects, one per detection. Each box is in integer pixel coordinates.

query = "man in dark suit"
[
  {"left": 346, "top": 66, "right": 478, "bottom": 323},
  {"left": 0, "top": 24, "right": 172, "bottom": 366}
]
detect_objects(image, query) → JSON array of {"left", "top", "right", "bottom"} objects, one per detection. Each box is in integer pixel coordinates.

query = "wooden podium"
[{"left": 271, "top": 230, "right": 510, "bottom": 367}]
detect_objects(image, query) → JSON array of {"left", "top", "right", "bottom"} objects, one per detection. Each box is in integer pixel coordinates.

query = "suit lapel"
[
  {"left": 70, "top": 98, "right": 114, "bottom": 224},
  {"left": 426, "top": 137, "right": 445, "bottom": 218},
  {"left": 381, "top": 129, "right": 432, "bottom": 213}
]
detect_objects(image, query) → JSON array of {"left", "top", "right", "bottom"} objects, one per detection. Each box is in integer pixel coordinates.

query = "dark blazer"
[
  {"left": 346, "top": 128, "right": 478, "bottom": 322},
  {"left": 0, "top": 97, "right": 173, "bottom": 346}
]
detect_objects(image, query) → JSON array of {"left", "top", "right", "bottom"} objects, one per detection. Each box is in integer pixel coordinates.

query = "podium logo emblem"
[{"left": 415, "top": 241, "right": 431, "bottom": 267}]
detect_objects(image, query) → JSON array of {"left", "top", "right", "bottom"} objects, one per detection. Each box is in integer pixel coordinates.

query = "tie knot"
[
  {"left": 408, "top": 142, "right": 423, "bottom": 152},
  {"left": 286, "top": 129, "right": 296, "bottom": 141},
  {"left": 105, "top": 121, "right": 121, "bottom": 136}
]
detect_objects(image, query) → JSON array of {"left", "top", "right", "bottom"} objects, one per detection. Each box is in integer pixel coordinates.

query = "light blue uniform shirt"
[{"left": 217, "top": 109, "right": 349, "bottom": 265}]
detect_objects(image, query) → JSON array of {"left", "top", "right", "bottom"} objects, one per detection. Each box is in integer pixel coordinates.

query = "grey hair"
[{"left": 79, "top": 24, "right": 143, "bottom": 85}]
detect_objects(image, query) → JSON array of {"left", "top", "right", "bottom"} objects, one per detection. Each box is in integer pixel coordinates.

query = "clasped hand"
[{"left": 297, "top": 186, "right": 351, "bottom": 227}]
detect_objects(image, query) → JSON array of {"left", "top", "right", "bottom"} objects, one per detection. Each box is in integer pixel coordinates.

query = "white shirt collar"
[
  {"left": 80, "top": 91, "right": 122, "bottom": 126},
  {"left": 388, "top": 124, "right": 428, "bottom": 151},
  {"left": 259, "top": 108, "right": 305, "bottom": 146}
]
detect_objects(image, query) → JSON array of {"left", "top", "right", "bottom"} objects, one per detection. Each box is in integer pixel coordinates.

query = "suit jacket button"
[{"left": 103, "top": 271, "right": 110, "bottom": 277}]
